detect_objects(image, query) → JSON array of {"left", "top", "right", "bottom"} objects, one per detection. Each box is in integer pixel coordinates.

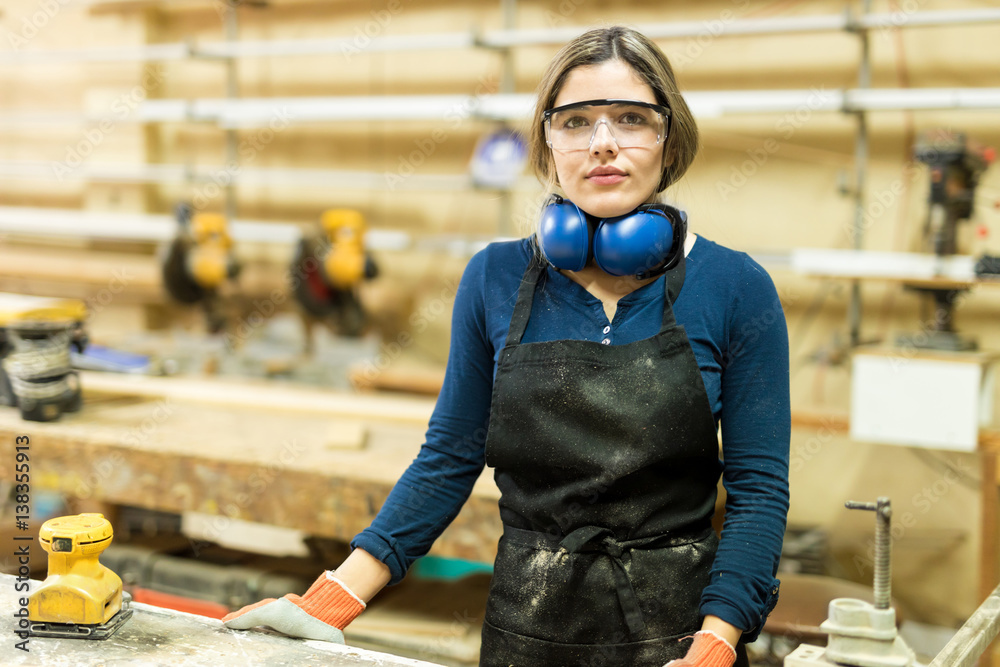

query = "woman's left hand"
[{"left": 662, "top": 630, "right": 736, "bottom": 667}]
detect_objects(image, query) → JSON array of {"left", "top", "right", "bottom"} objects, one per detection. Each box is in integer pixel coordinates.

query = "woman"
[{"left": 224, "top": 26, "right": 789, "bottom": 667}]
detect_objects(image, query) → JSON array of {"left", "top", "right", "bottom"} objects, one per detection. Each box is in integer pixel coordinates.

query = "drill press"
[
  {"left": 897, "top": 130, "right": 992, "bottom": 351},
  {"left": 28, "top": 513, "right": 133, "bottom": 640}
]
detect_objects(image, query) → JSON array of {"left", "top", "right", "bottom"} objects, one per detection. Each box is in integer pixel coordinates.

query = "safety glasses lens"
[{"left": 545, "top": 103, "right": 665, "bottom": 150}]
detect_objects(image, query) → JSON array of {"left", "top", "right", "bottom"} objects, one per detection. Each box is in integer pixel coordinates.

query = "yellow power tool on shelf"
[
  {"left": 28, "top": 513, "right": 133, "bottom": 640},
  {"left": 0, "top": 293, "right": 87, "bottom": 422},
  {"left": 162, "top": 202, "right": 241, "bottom": 333},
  {"left": 292, "top": 208, "right": 378, "bottom": 340}
]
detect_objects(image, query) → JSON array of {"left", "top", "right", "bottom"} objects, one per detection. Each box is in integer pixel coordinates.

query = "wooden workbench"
[
  {"left": 0, "top": 373, "right": 503, "bottom": 565},
  {"left": 0, "top": 574, "right": 444, "bottom": 666}
]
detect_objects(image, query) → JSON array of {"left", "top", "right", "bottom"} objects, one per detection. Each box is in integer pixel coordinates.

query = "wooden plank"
[
  {"left": 325, "top": 420, "right": 369, "bottom": 450},
  {"left": 0, "top": 246, "right": 159, "bottom": 290},
  {"left": 790, "top": 410, "right": 850, "bottom": 432},
  {"left": 348, "top": 365, "right": 445, "bottom": 397},
  {"left": 852, "top": 345, "right": 1000, "bottom": 366},
  {"left": 0, "top": 574, "right": 444, "bottom": 666},
  {"left": 792, "top": 410, "right": 1000, "bottom": 456},
  {"left": 981, "top": 450, "right": 1000, "bottom": 667},
  {"left": 80, "top": 371, "right": 436, "bottom": 426},
  {"left": 928, "top": 583, "right": 1000, "bottom": 667}
]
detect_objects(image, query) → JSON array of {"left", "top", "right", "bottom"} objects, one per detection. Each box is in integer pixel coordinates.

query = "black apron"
[{"left": 480, "top": 254, "right": 745, "bottom": 667}]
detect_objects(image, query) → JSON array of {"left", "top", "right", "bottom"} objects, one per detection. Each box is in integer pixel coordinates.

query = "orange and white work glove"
[
  {"left": 222, "top": 571, "right": 365, "bottom": 643},
  {"left": 664, "top": 630, "right": 736, "bottom": 667}
]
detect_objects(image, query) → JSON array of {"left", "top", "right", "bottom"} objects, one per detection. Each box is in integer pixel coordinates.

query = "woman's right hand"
[
  {"left": 222, "top": 571, "right": 366, "bottom": 643},
  {"left": 222, "top": 548, "right": 391, "bottom": 642}
]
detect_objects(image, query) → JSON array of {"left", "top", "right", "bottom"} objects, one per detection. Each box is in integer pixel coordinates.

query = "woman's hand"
[
  {"left": 663, "top": 616, "right": 741, "bottom": 667},
  {"left": 222, "top": 571, "right": 365, "bottom": 643},
  {"left": 222, "top": 548, "right": 390, "bottom": 642}
]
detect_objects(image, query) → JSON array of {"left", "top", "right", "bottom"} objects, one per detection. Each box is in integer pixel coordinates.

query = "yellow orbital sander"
[{"left": 28, "top": 513, "right": 133, "bottom": 640}]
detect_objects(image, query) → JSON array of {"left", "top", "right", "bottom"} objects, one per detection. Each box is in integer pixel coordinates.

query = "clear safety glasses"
[{"left": 543, "top": 98, "right": 670, "bottom": 152}]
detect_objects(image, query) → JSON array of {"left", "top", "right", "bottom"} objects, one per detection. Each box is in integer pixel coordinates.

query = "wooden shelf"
[{"left": 6, "top": 9, "right": 1000, "bottom": 64}]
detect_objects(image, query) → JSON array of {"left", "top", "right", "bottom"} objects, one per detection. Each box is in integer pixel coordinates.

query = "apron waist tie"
[
  {"left": 504, "top": 520, "right": 712, "bottom": 636},
  {"left": 558, "top": 525, "right": 646, "bottom": 637},
  {"left": 501, "top": 522, "right": 713, "bottom": 639}
]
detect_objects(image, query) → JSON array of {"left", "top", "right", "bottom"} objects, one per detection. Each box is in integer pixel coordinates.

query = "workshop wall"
[{"left": 1, "top": 0, "right": 999, "bottom": 631}]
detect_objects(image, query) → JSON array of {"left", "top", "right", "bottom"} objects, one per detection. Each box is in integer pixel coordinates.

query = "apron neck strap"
[
  {"left": 505, "top": 248, "right": 688, "bottom": 347},
  {"left": 660, "top": 256, "right": 685, "bottom": 331},
  {"left": 504, "top": 256, "right": 546, "bottom": 348}
]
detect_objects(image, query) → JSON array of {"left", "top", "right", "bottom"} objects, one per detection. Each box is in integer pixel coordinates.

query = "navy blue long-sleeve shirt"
[{"left": 352, "top": 234, "right": 790, "bottom": 638}]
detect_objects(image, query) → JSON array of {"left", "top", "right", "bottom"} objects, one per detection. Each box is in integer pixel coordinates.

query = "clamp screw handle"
[{"left": 846, "top": 496, "right": 892, "bottom": 609}]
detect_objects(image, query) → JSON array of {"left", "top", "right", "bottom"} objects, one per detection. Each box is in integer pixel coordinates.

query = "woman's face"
[{"left": 549, "top": 60, "right": 665, "bottom": 219}]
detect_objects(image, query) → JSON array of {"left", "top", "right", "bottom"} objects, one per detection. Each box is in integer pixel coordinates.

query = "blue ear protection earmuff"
[{"left": 538, "top": 195, "right": 687, "bottom": 279}]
